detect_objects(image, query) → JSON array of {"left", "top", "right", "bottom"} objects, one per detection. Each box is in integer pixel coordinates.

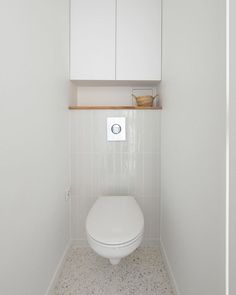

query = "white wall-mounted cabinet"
[{"left": 70, "top": 0, "right": 161, "bottom": 81}]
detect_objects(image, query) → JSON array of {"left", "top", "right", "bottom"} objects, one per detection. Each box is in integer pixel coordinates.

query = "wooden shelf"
[{"left": 69, "top": 105, "right": 162, "bottom": 110}]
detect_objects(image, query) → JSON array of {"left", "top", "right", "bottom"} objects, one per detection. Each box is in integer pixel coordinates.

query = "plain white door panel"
[
  {"left": 70, "top": 0, "right": 116, "bottom": 80},
  {"left": 116, "top": 0, "right": 161, "bottom": 81}
]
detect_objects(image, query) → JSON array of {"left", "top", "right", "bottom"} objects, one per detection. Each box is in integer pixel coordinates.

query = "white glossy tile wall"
[{"left": 70, "top": 110, "right": 161, "bottom": 242}]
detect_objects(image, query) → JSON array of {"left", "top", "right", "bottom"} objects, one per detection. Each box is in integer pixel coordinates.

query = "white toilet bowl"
[{"left": 86, "top": 196, "right": 144, "bottom": 265}]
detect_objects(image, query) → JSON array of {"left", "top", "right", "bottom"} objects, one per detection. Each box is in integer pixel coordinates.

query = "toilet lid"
[{"left": 86, "top": 196, "right": 144, "bottom": 245}]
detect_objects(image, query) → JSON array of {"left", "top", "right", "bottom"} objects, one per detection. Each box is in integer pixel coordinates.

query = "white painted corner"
[
  {"left": 160, "top": 239, "right": 181, "bottom": 295},
  {"left": 45, "top": 242, "right": 72, "bottom": 295}
]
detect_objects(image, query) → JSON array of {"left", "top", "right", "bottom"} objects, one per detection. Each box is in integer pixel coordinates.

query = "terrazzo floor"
[{"left": 53, "top": 245, "right": 174, "bottom": 295}]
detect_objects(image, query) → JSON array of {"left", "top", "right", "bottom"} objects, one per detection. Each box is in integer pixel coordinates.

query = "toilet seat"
[
  {"left": 86, "top": 196, "right": 144, "bottom": 246},
  {"left": 87, "top": 229, "right": 144, "bottom": 247}
]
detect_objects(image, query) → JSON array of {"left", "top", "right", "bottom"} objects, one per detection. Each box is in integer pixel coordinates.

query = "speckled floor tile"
[{"left": 53, "top": 246, "right": 174, "bottom": 295}]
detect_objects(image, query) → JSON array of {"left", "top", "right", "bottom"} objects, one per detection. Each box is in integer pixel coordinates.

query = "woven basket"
[{"left": 132, "top": 94, "right": 158, "bottom": 107}]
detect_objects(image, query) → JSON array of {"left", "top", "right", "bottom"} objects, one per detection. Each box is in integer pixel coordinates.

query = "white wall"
[
  {"left": 160, "top": 1, "right": 226, "bottom": 294},
  {"left": 70, "top": 109, "right": 161, "bottom": 244},
  {"left": 0, "top": 1, "right": 70, "bottom": 294},
  {"left": 76, "top": 86, "right": 159, "bottom": 106},
  {"left": 229, "top": 0, "right": 236, "bottom": 293}
]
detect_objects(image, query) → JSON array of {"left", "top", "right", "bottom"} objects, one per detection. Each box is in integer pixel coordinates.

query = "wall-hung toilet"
[{"left": 86, "top": 196, "right": 144, "bottom": 265}]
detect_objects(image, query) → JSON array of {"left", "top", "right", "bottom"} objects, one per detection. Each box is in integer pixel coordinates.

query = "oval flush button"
[{"left": 111, "top": 124, "right": 121, "bottom": 134}]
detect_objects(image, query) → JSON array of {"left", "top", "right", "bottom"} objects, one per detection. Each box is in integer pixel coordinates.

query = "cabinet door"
[
  {"left": 116, "top": 0, "right": 161, "bottom": 81},
  {"left": 70, "top": 0, "right": 116, "bottom": 80}
]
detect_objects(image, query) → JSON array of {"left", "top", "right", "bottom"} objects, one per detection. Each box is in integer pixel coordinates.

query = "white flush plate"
[{"left": 107, "top": 117, "right": 126, "bottom": 141}]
